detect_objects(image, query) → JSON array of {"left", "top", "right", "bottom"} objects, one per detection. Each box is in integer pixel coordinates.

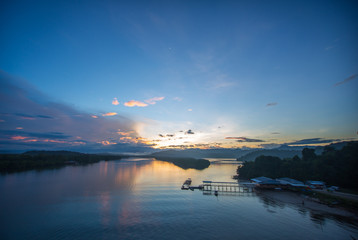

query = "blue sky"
[{"left": 1, "top": 0, "right": 357, "bottom": 151}]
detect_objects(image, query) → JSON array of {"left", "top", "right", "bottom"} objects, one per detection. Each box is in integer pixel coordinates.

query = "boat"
[{"left": 181, "top": 178, "right": 192, "bottom": 190}]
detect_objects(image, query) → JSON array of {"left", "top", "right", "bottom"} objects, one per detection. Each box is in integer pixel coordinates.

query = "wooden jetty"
[{"left": 201, "top": 181, "right": 255, "bottom": 193}]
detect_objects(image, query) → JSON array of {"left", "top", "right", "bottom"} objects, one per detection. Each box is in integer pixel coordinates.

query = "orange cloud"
[
  {"left": 145, "top": 96, "right": 164, "bottom": 105},
  {"left": 91, "top": 115, "right": 98, "bottom": 118},
  {"left": 124, "top": 100, "right": 148, "bottom": 107},
  {"left": 117, "top": 130, "right": 134, "bottom": 136},
  {"left": 11, "top": 136, "right": 28, "bottom": 140},
  {"left": 100, "top": 141, "right": 117, "bottom": 145},
  {"left": 16, "top": 127, "right": 23, "bottom": 129},
  {"left": 102, "top": 112, "right": 117, "bottom": 116},
  {"left": 112, "top": 97, "right": 119, "bottom": 105}
]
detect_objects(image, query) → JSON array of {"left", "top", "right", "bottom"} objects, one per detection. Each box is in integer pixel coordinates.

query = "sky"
[{"left": 1, "top": 0, "right": 357, "bottom": 152}]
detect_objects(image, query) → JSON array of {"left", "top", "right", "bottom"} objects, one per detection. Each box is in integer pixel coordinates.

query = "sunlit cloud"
[
  {"left": 102, "top": 112, "right": 117, "bottom": 116},
  {"left": 188, "top": 109, "right": 192, "bottom": 111},
  {"left": 11, "top": 136, "right": 28, "bottom": 140},
  {"left": 16, "top": 127, "right": 23, "bottom": 130},
  {"left": 334, "top": 74, "right": 357, "bottom": 86},
  {"left": 173, "top": 97, "right": 182, "bottom": 102},
  {"left": 100, "top": 141, "right": 117, "bottom": 145},
  {"left": 124, "top": 100, "right": 148, "bottom": 107},
  {"left": 145, "top": 96, "right": 164, "bottom": 105},
  {"left": 266, "top": 102, "right": 278, "bottom": 107},
  {"left": 117, "top": 130, "right": 134, "bottom": 136},
  {"left": 91, "top": 115, "right": 98, "bottom": 118},
  {"left": 112, "top": 97, "right": 119, "bottom": 105}
]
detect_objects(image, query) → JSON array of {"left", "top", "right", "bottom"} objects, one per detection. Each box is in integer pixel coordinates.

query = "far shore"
[{"left": 256, "top": 190, "right": 358, "bottom": 220}]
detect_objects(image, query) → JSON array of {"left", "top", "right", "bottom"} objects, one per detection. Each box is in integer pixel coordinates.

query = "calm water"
[{"left": 1, "top": 158, "right": 357, "bottom": 240}]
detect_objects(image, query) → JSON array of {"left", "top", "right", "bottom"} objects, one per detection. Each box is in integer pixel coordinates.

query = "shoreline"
[{"left": 256, "top": 190, "right": 358, "bottom": 220}]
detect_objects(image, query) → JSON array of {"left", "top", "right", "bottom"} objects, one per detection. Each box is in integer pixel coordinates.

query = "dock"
[
  {"left": 181, "top": 179, "right": 255, "bottom": 193},
  {"left": 202, "top": 181, "right": 255, "bottom": 193}
]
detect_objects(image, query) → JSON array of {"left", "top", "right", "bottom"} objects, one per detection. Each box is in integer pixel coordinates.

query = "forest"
[{"left": 237, "top": 141, "right": 358, "bottom": 189}]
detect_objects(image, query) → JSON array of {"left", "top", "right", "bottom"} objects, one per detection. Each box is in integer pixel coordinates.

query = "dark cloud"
[
  {"left": 266, "top": 102, "right": 277, "bottom": 107},
  {"left": 334, "top": 74, "right": 357, "bottom": 86},
  {"left": 225, "top": 137, "right": 265, "bottom": 142},
  {"left": 185, "top": 129, "right": 195, "bottom": 134},
  {"left": 36, "top": 115, "right": 54, "bottom": 119},
  {"left": 271, "top": 132, "right": 280, "bottom": 135},
  {"left": 287, "top": 138, "right": 341, "bottom": 145},
  {"left": 1, "top": 130, "right": 71, "bottom": 139},
  {"left": 158, "top": 134, "right": 165, "bottom": 137},
  {"left": 166, "top": 134, "right": 175, "bottom": 137}
]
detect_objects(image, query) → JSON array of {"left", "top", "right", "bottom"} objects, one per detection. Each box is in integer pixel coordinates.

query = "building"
[
  {"left": 306, "top": 180, "right": 325, "bottom": 189},
  {"left": 251, "top": 176, "right": 282, "bottom": 189},
  {"left": 277, "top": 177, "right": 306, "bottom": 188}
]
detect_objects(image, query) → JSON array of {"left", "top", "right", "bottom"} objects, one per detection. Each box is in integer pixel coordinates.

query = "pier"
[
  {"left": 181, "top": 179, "right": 255, "bottom": 193},
  {"left": 202, "top": 181, "right": 255, "bottom": 193}
]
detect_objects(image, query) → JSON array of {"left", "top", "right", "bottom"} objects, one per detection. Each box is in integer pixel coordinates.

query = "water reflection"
[{"left": 0, "top": 158, "right": 357, "bottom": 240}]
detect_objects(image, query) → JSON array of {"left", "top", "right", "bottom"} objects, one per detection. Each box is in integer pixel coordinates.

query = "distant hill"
[
  {"left": 237, "top": 149, "right": 302, "bottom": 162},
  {"left": 151, "top": 148, "right": 253, "bottom": 158}
]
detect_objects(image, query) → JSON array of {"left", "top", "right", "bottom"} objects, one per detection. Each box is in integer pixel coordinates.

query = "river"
[{"left": 0, "top": 158, "right": 357, "bottom": 239}]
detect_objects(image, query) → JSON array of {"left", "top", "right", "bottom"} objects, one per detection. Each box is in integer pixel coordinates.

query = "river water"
[{"left": 0, "top": 158, "right": 357, "bottom": 239}]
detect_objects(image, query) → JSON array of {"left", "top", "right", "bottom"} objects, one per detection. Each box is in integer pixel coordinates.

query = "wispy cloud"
[
  {"left": 334, "top": 74, "right": 357, "bottom": 86},
  {"left": 287, "top": 138, "right": 341, "bottom": 145},
  {"left": 145, "top": 96, "right": 164, "bottom": 105},
  {"left": 266, "top": 102, "right": 278, "bottom": 107},
  {"left": 124, "top": 100, "right": 148, "bottom": 107},
  {"left": 225, "top": 137, "right": 265, "bottom": 142},
  {"left": 112, "top": 97, "right": 119, "bottom": 105},
  {"left": 102, "top": 112, "right": 117, "bottom": 116},
  {"left": 173, "top": 97, "right": 182, "bottom": 102}
]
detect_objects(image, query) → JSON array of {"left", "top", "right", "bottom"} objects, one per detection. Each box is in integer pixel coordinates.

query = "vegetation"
[
  {"left": 0, "top": 151, "right": 122, "bottom": 173},
  {"left": 237, "top": 141, "right": 358, "bottom": 189},
  {"left": 154, "top": 156, "right": 210, "bottom": 170},
  {"left": 237, "top": 149, "right": 302, "bottom": 162}
]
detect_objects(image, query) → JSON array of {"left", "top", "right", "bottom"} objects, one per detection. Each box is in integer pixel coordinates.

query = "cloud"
[
  {"left": 145, "top": 97, "right": 164, "bottom": 105},
  {"left": 225, "top": 137, "right": 265, "bottom": 142},
  {"left": 124, "top": 100, "right": 148, "bottom": 107},
  {"left": 287, "top": 138, "right": 341, "bottom": 145},
  {"left": 266, "top": 102, "right": 278, "bottom": 107},
  {"left": 102, "top": 112, "right": 118, "bottom": 116},
  {"left": 0, "top": 71, "right": 147, "bottom": 152},
  {"left": 334, "top": 74, "right": 357, "bottom": 86},
  {"left": 271, "top": 132, "right": 280, "bottom": 135},
  {"left": 188, "top": 109, "right": 192, "bottom": 112},
  {"left": 112, "top": 97, "right": 119, "bottom": 105},
  {"left": 185, "top": 129, "right": 195, "bottom": 134},
  {"left": 173, "top": 97, "right": 182, "bottom": 102}
]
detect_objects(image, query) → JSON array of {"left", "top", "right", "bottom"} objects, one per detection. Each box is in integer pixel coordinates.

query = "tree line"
[
  {"left": 237, "top": 141, "right": 358, "bottom": 189},
  {"left": 0, "top": 151, "right": 122, "bottom": 173}
]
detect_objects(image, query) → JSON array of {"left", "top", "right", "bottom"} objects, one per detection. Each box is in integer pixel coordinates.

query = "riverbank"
[{"left": 256, "top": 190, "right": 358, "bottom": 219}]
